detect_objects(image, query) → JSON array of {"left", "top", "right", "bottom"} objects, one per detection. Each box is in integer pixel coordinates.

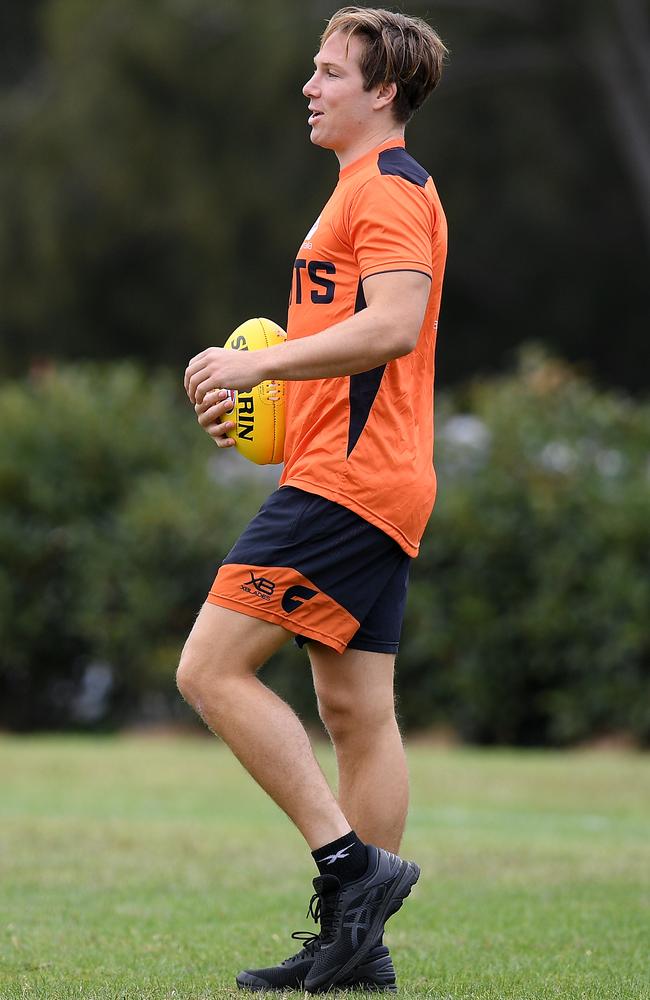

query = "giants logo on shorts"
[
  {"left": 241, "top": 571, "right": 276, "bottom": 601},
  {"left": 282, "top": 585, "right": 318, "bottom": 614}
]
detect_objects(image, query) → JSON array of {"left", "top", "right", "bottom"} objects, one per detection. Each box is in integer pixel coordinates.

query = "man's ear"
[{"left": 375, "top": 80, "right": 397, "bottom": 110}]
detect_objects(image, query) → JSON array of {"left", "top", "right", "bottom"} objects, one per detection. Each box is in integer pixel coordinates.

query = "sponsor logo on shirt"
[{"left": 302, "top": 215, "right": 321, "bottom": 249}]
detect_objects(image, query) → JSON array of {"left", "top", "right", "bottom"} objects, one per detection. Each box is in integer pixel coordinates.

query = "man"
[{"left": 179, "top": 7, "right": 448, "bottom": 992}]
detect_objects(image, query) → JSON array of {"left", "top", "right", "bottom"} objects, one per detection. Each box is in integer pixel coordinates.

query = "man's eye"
[{"left": 327, "top": 70, "right": 338, "bottom": 78}]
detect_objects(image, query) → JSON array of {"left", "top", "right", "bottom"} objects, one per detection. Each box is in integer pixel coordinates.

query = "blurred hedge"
[
  {"left": 1, "top": 353, "right": 649, "bottom": 743},
  {"left": 1, "top": 0, "right": 648, "bottom": 391},
  {"left": 398, "top": 350, "right": 650, "bottom": 746},
  {"left": 0, "top": 363, "right": 273, "bottom": 730}
]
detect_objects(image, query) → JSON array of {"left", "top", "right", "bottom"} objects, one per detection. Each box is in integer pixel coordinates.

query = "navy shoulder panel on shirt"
[{"left": 378, "top": 147, "right": 430, "bottom": 188}]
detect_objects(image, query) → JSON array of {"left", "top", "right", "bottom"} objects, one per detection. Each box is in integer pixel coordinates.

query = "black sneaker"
[
  {"left": 236, "top": 889, "right": 397, "bottom": 992},
  {"left": 304, "top": 845, "right": 420, "bottom": 994}
]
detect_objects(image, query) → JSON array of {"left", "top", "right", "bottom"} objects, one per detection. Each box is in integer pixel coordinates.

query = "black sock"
[{"left": 312, "top": 831, "right": 368, "bottom": 884}]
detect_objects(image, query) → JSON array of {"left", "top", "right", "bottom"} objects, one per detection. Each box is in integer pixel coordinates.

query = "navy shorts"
[{"left": 207, "top": 486, "right": 410, "bottom": 654}]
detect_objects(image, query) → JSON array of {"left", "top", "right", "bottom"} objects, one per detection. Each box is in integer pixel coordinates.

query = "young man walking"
[{"left": 179, "top": 7, "right": 448, "bottom": 992}]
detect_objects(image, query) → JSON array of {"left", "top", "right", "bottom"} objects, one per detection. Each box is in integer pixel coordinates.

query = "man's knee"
[
  {"left": 176, "top": 641, "right": 211, "bottom": 709},
  {"left": 176, "top": 630, "right": 234, "bottom": 710},
  {"left": 317, "top": 685, "right": 397, "bottom": 743},
  {"left": 177, "top": 603, "right": 289, "bottom": 710},
  {"left": 177, "top": 645, "right": 247, "bottom": 728}
]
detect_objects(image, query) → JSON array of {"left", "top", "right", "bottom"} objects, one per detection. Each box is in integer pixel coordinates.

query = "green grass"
[{"left": 0, "top": 736, "right": 649, "bottom": 999}]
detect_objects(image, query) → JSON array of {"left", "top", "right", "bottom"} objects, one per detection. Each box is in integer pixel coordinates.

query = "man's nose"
[{"left": 303, "top": 73, "right": 319, "bottom": 98}]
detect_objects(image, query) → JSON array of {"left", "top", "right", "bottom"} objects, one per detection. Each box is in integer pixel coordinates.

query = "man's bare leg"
[
  {"left": 177, "top": 603, "right": 351, "bottom": 849},
  {"left": 309, "top": 644, "right": 409, "bottom": 854}
]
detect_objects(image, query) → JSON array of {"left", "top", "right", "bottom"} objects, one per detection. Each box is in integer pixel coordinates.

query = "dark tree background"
[
  {"left": 1, "top": 1, "right": 649, "bottom": 740},
  {"left": 0, "top": 0, "right": 648, "bottom": 389}
]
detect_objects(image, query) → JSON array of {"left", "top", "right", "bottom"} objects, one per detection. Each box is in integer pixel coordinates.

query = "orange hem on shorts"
[{"left": 206, "top": 592, "right": 348, "bottom": 654}]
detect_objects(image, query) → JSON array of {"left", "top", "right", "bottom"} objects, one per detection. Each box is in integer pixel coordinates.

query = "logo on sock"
[{"left": 322, "top": 848, "right": 351, "bottom": 864}]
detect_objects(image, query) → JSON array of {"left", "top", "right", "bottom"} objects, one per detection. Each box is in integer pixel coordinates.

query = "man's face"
[{"left": 302, "top": 32, "right": 379, "bottom": 156}]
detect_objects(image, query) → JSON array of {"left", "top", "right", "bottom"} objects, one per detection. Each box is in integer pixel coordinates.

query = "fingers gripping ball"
[{"left": 220, "top": 317, "right": 286, "bottom": 465}]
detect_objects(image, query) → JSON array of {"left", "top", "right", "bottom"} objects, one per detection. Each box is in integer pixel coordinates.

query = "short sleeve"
[{"left": 347, "top": 175, "right": 434, "bottom": 281}]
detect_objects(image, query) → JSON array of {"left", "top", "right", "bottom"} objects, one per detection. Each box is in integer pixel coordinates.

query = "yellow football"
[{"left": 220, "top": 317, "right": 286, "bottom": 465}]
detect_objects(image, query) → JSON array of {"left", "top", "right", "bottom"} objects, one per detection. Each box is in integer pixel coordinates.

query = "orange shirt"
[{"left": 279, "top": 138, "right": 447, "bottom": 557}]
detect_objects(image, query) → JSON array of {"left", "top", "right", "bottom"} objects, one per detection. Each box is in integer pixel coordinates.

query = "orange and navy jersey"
[{"left": 279, "top": 137, "right": 447, "bottom": 557}]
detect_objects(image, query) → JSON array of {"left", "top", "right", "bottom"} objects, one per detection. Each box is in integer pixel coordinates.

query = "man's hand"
[
  {"left": 184, "top": 347, "right": 266, "bottom": 404},
  {"left": 194, "top": 389, "right": 237, "bottom": 449}
]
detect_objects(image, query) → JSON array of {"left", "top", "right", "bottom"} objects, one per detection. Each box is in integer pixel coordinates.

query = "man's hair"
[{"left": 321, "top": 7, "right": 448, "bottom": 125}]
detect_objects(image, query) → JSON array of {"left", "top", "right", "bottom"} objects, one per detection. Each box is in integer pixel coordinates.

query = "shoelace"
[
  {"left": 284, "top": 884, "right": 340, "bottom": 965},
  {"left": 282, "top": 892, "right": 321, "bottom": 964},
  {"left": 308, "top": 885, "right": 340, "bottom": 944},
  {"left": 287, "top": 930, "right": 320, "bottom": 961}
]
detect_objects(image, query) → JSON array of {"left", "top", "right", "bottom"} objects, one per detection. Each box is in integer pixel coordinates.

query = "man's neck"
[{"left": 335, "top": 125, "right": 405, "bottom": 170}]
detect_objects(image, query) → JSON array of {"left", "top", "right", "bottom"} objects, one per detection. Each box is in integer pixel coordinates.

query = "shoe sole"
[
  {"left": 236, "top": 943, "right": 397, "bottom": 993},
  {"left": 336, "top": 947, "right": 398, "bottom": 993},
  {"left": 236, "top": 974, "right": 395, "bottom": 994},
  {"left": 306, "top": 860, "right": 420, "bottom": 992},
  {"left": 236, "top": 972, "right": 279, "bottom": 991}
]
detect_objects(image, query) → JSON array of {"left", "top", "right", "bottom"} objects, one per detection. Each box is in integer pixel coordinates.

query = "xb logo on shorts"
[
  {"left": 240, "top": 574, "right": 318, "bottom": 612},
  {"left": 282, "top": 585, "right": 318, "bottom": 614},
  {"left": 241, "top": 571, "right": 276, "bottom": 601}
]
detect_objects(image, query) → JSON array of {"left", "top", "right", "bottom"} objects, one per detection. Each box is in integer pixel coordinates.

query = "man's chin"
[{"left": 309, "top": 128, "right": 334, "bottom": 151}]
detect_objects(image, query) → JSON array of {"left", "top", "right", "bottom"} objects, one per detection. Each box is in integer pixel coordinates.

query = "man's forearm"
[
  {"left": 261, "top": 306, "right": 414, "bottom": 382},
  {"left": 185, "top": 271, "right": 430, "bottom": 402}
]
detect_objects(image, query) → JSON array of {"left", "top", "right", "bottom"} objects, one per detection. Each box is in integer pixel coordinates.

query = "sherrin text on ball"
[{"left": 219, "top": 317, "right": 286, "bottom": 465}]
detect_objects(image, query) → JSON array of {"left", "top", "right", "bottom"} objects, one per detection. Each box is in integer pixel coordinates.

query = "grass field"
[{"left": 0, "top": 736, "right": 648, "bottom": 1000}]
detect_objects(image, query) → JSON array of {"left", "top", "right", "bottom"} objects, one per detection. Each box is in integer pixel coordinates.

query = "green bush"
[
  {"left": 0, "top": 363, "right": 274, "bottom": 729},
  {"left": 397, "top": 349, "right": 650, "bottom": 745},
  {"left": 1, "top": 353, "right": 648, "bottom": 743}
]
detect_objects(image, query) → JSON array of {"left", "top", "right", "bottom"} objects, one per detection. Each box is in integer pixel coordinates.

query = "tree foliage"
[
  {"left": 1, "top": 354, "right": 648, "bottom": 743},
  {"left": 0, "top": 363, "right": 270, "bottom": 729},
  {"left": 0, "top": 0, "right": 648, "bottom": 388},
  {"left": 397, "top": 348, "right": 650, "bottom": 744}
]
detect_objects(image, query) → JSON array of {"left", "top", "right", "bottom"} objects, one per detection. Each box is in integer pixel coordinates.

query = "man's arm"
[
  {"left": 185, "top": 270, "right": 431, "bottom": 405},
  {"left": 263, "top": 269, "right": 430, "bottom": 381}
]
